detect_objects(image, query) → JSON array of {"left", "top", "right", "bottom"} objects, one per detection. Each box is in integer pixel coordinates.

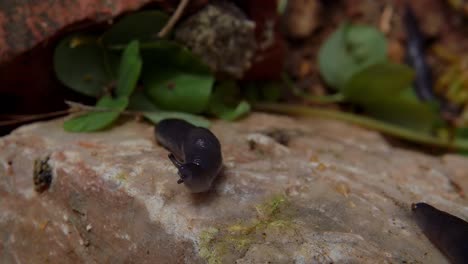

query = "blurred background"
[{"left": 2, "top": 0, "right": 468, "bottom": 152}]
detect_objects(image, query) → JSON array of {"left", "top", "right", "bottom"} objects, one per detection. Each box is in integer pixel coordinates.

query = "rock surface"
[
  {"left": 0, "top": 0, "right": 154, "bottom": 63},
  {"left": 0, "top": 113, "right": 467, "bottom": 263}
]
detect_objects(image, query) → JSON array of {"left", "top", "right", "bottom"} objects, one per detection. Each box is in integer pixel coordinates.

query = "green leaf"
[
  {"left": 340, "top": 62, "right": 440, "bottom": 133},
  {"left": 456, "top": 127, "right": 468, "bottom": 155},
  {"left": 144, "top": 111, "right": 210, "bottom": 128},
  {"left": 343, "top": 63, "right": 415, "bottom": 104},
  {"left": 142, "top": 41, "right": 214, "bottom": 114},
  {"left": 211, "top": 100, "right": 250, "bottom": 121},
  {"left": 244, "top": 83, "right": 261, "bottom": 103},
  {"left": 63, "top": 96, "right": 128, "bottom": 132},
  {"left": 208, "top": 81, "right": 251, "bottom": 121},
  {"left": 54, "top": 35, "right": 118, "bottom": 97},
  {"left": 129, "top": 91, "right": 211, "bottom": 127},
  {"left": 363, "top": 88, "right": 442, "bottom": 133},
  {"left": 318, "top": 23, "right": 388, "bottom": 90},
  {"left": 116, "top": 40, "right": 142, "bottom": 97},
  {"left": 261, "top": 82, "right": 282, "bottom": 102},
  {"left": 102, "top": 11, "right": 169, "bottom": 46},
  {"left": 341, "top": 63, "right": 440, "bottom": 133},
  {"left": 128, "top": 91, "right": 159, "bottom": 111},
  {"left": 243, "top": 81, "right": 282, "bottom": 103}
]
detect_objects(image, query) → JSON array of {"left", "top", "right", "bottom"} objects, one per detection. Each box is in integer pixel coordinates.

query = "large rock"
[
  {"left": 0, "top": 113, "right": 467, "bottom": 263},
  {"left": 0, "top": 0, "right": 152, "bottom": 63},
  {"left": 0, "top": 0, "right": 209, "bottom": 63}
]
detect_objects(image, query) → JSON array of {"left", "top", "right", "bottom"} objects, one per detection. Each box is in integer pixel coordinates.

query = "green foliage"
[
  {"left": 342, "top": 63, "right": 414, "bottom": 103},
  {"left": 54, "top": 11, "right": 224, "bottom": 132},
  {"left": 129, "top": 91, "right": 211, "bottom": 127},
  {"left": 101, "top": 11, "right": 169, "bottom": 45},
  {"left": 54, "top": 35, "right": 118, "bottom": 97},
  {"left": 362, "top": 89, "right": 442, "bottom": 133},
  {"left": 316, "top": 23, "right": 445, "bottom": 134},
  {"left": 63, "top": 96, "right": 128, "bottom": 132},
  {"left": 128, "top": 91, "right": 159, "bottom": 111},
  {"left": 116, "top": 40, "right": 142, "bottom": 97},
  {"left": 244, "top": 81, "right": 282, "bottom": 103},
  {"left": 143, "top": 112, "right": 210, "bottom": 128},
  {"left": 318, "top": 23, "right": 387, "bottom": 90},
  {"left": 142, "top": 42, "right": 214, "bottom": 114},
  {"left": 208, "top": 81, "right": 250, "bottom": 121}
]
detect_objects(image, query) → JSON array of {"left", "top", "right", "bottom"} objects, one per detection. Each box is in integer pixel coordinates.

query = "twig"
[
  {"left": 157, "top": 0, "right": 190, "bottom": 38},
  {"left": 0, "top": 110, "right": 71, "bottom": 126},
  {"left": 0, "top": 100, "right": 139, "bottom": 127},
  {"left": 282, "top": 73, "right": 345, "bottom": 104},
  {"left": 253, "top": 102, "right": 468, "bottom": 151}
]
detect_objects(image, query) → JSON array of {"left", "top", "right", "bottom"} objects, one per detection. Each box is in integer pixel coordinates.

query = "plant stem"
[
  {"left": 294, "top": 92, "right": 345, "bottom": 104},
  {"left": 157, "top": 0, "right": 190, "bottom": 38},
  {"left": 108, "top": 0, "right": 190, "bottom": 51},
  {"left": 253, "top": 102, "right": 468, "bottom": 151},
  {"left": 0, "top": 110, "right": 71, "bottom": 126}
]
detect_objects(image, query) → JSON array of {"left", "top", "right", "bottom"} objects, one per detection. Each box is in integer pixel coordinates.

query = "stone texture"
[
  {"left": 0, "top": 113, "right": 467, "bottom": 263},
  {"left": 0, "top": 0, "right": 209, "bottom": 63},
  {"left": 0, "top": 0, "right": 151, "bottom": 63},
  {"left": 175, "top": 1, "right": 256, "bottom": 78}
]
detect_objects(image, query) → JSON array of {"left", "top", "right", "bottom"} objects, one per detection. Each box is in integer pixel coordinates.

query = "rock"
[
  {"left": 1, "top": 113, "right": 467, "bottom": 263},
  {"left": 174, "top": 1, "right": 257, "bottom": 78},
  {"left": 0, "top": 0, "right": 151, "bottom": 63},
  {"left": 0, "top": 0, "right": 209, "bottom": 64}
]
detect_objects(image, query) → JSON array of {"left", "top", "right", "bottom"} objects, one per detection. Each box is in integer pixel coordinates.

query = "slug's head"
[{"left": 176, "top": 163, "right": 211, "bottom": 193}]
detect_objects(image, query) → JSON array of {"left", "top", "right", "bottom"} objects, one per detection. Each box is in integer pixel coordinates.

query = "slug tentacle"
[
  {"left": 155, "top": 119, "right": 223, "bottom": 193},
  {"left": 168, "top": 153, "right": 183, "bottom": 167}
]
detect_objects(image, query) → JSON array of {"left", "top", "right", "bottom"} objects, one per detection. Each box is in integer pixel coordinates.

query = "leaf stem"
[
  {"left": 65, "top": 101, "right": 138, "bottom": 115},
  {"left": 294, "top": 91, "right": 345, "bottom": 104},
  {"left": 253, "top": 102, "right": 468, "bottom": 151},
  {"left": 108, "top": 0, "right": 190, "bottom": 51},
  {"left": 282, "top": 73, "right": 345, "bottom": 104}
]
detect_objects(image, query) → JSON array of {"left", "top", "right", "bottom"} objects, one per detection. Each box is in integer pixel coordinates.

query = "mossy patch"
[
  {"left": 115, "top": 172, "right": 128, "bottom": 182},
  {"left": 198, "top": 195, "right": 296, "bottom": 263}
]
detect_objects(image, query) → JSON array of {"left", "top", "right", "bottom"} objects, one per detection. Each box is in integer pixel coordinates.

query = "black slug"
[
  {"left": 155, "top": 119, "right": 223, "bottom": 193},
  {"left": 404, "top": 5, "right": 435, "bottom": 102},
  {"left": 412, "top": 202, "right": 468, "bottom": 264}
]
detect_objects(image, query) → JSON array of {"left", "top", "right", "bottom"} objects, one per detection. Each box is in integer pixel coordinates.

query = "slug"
[
  {"left": 155, "top": 119, "right": 223, "bottom": 193},
  {"left": 404, "top": 5, "right": 435, "bottom": 102},
  {"left": 412, "top": 202, "right": 468, "bottom": 264}
]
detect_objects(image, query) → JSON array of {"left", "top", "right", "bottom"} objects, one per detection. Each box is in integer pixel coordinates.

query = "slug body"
[
  {"left": 412, "top": 202, "right": 468, "bottom": 264},
  {"left": 155, "top": 119, "right": 223, "bottom": 193},
  {"left": 404, "top": 6, "right": 434, "bottom": 101}
]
